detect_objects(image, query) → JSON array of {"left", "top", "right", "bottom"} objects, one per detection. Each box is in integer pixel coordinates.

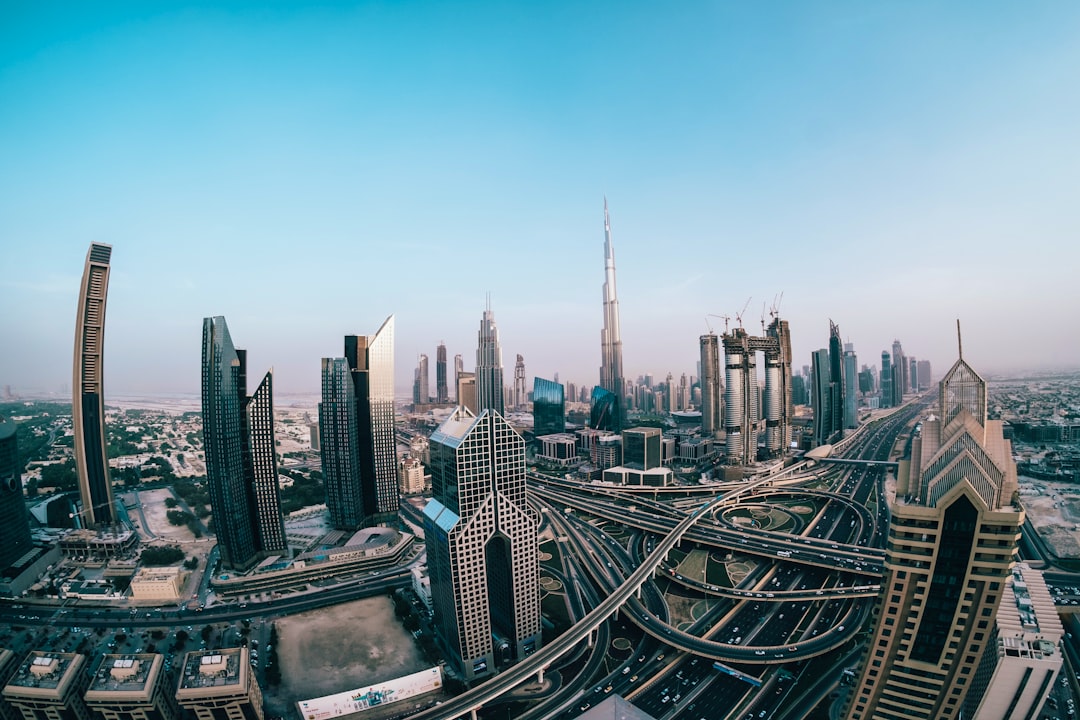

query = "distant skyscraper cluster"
[
  {"left": 201, "top": 317, "right": 287, "bottom": 572},
  {"left": 845, "top": 331, "right": 1023, "bottom": 720},
  {"left": 72, "top": 243, "right": 117, "bottom": 527}
]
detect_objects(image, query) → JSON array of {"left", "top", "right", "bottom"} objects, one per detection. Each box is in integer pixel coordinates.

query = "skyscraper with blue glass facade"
[{"left": 532, "top": 377, "right": 565, "bottom": 437}]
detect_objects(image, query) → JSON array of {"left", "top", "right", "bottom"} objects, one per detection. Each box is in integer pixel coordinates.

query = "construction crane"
[
  {"left": 706, "top": 314, "right": 731, "bottom": 334},
  {"left": 769, "top": 291, "right": 785, "bottom": 321},
  {"left": 735, "top": 297, "right": 752, "bottom": 329}
]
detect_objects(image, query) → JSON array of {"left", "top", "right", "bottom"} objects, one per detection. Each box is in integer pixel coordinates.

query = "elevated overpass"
[{"left": 408, "top": 496, "right": 728, "bottom": 720}]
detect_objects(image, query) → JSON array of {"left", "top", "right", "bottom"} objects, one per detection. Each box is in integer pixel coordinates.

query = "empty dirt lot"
[{"left": 264, "top": 596, "right": 431, "bottom": 718}]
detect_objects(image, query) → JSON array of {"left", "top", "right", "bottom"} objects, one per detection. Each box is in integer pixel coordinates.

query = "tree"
[
  {"left": 141, "top": 546, "right": 185, "bottom": 565},
  {"left": 164, "top": 497, "right": 179, "bottom": 508},
  {"left": 183, "top": 556, "right": 199, "bottom": 570},
  {"left": 167, "top": 510, "right": 194, "bottom": 526}
]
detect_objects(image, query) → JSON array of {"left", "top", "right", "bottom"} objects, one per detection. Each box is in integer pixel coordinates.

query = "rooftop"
[
  {"left": 87, "top": 654, "right": 160, "bottom": 694},
  {"left": 6, "top": 652, "right": 81, "bottom": 692},
  {"left": 178, "top": 649, "right": 245, "bottom": 691}
]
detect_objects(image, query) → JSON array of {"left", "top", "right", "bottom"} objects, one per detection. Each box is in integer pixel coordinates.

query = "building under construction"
[{"left": 722, "top": 317, "right": 793, "bottom": 465}]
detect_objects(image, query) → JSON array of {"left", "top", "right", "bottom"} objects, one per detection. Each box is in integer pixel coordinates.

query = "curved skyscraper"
[
  {"left": 599, "top": 199, "right": 625, "bottom": 432},
  {"left": 72, "top": 242, "right": 116, "bottom": 527}
]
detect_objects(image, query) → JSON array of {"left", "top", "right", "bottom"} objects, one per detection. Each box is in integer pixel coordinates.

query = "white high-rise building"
[{"left": 422, "top": 408, "right": 541, "bottom": 682}]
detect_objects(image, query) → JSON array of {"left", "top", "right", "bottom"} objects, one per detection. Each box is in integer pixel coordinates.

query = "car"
[
  {"left": 754, "top": 650, "right": 766, "bottom": 656},
  {"left": 629, "top": 675, "right": 638, "bottom": 682},
  {"left": 622, "top": 667, "right": 630, "bottom": 675}
]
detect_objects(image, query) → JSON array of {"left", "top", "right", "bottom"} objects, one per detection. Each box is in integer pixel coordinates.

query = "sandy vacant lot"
[
  {"left": 265, "top": 596, "right": 430, "bottom": 717},
  {"left": 134, "top": 487, "right": 198, "bottom": 542}
]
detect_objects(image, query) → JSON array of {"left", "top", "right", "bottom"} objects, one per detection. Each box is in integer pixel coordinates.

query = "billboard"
[{"left": 297, "top": 666, "right": 443, "bottom": 720}]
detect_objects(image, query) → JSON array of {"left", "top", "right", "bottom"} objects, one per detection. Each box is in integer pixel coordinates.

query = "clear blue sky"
[{"left": 2, "top": 2, "right": 1079, "bottom": 397}]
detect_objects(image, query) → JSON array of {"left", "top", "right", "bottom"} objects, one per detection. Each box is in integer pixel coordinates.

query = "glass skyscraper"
[
  {"left": 590, "top": 386, "right": 618, "bottom": 432},
  {"left": 532, "top": 377, "right": 565, "bottom": 437},
  {"left": 423, "top": 408, "right": 541, "bottom": 682},
  {"left": 72, "top": 242, "right": 116, "bottom": 526},
  {"left": 201, "top": 316, "right": 286, "bottom": 571},
  {"left": 344, "top": 315, "right": 399, "bottom": 524},
  {"left": 320, "top": 358, "right": 363, "bottom": 530},
  {"left": 0, "top": 417, "right": 33, "bottom": 569}
]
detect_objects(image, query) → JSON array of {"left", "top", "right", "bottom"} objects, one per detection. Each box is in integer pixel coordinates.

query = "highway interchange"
[{"left": 9, "top": 396, "right": 1077, "bottom": 720}]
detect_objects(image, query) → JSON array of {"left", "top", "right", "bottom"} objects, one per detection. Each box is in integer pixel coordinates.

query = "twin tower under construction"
[{"left": 701, "top": 316, "right": 793, "bottom": 466}]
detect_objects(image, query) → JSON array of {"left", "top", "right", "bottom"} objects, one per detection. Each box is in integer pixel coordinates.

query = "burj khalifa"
[{"left": 599, "top": 199, "right": 625, "bottom": 432}]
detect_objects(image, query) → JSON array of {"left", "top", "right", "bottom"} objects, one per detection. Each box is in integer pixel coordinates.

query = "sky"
[{"left": 2, "top": 2, "right": 1079, "bottom": 399}]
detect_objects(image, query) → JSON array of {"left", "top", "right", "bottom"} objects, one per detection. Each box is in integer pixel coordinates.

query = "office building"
[
  {"left": 175, "top": 649, "right": 263, "bottom": 720},
  {"left": 700, "top": 333, "right": 722, "bottom": 438},
  {"left": 599, "top": 199, "right": 625, "bottom": 432},
  {"left": 590, "top": 387, "right": 618, "bottom": 432},
  {"left": 532, "top": 378, "right": 565, "bottom": 437},
  {"left": 413, "top": 354, "right": 429, "bottom": 406},
  {"left": 891, "top": 339, "right": 906, "bottom": 407},
  {"left": 423, "top": 407, "right": 541, "bottom": 682},
  {"left": 72, "top": 243, "right": 116, "bottom": 527},
  {"left": 844, "top": 343, "right": 858, "bottom": 429},
  {"left": 399, "top": 457, "right": 426, "bottom": 496},
  {"left": 844, "top": 338, "right": 1023, "bottom": 720},
  {"left": 475, "top": 300, "right": 505, "bottom": 416},
  {"left": 0, "top": 649, "right": 19, "bottom": 720},
  {"left": 201, "top": 317, "right": 287, "bottom": 571},
  {"left": 319, "top": 358, "right": 364, "bottom": 530},
  {"left": 457, "top": 372, "right": 477, "bottom": 414},
  {"left": 512, "top": 355, "right": 526, "bottom": 410},
  {"left": 963, "top": 564, "right": 1063, "bottom": 720},
  {"left": 811, "top": 348, "right": 833, "bottom": 447},
  {"left": 0, "top": 419, "right": 33, "bottom": 570},
  {"left": 880, "top": 351, "right": 893, "bottom": 409},
  {"left": 828, "top": 321, "right": 845, "bottom": 436},
  {"left": 3, "top": 652, "right": 90, "bottom": 720},
  {"left": 917, "top": 360, "right": 932, "bottom": 391},
  {"left": 344, "top": 316, "right": 399, "bottom": 525},
  {"left": 84, "top": 654, "right": 179, "bottom": 720},
  {"left": 436, "top": 342, "right": 448, "bottom": 404},
  {"left": 623, "top": 427, "right": 661, "bottom": 470},
  {"left": 453, "top": 354, "right": 464, "bottom": 401}
]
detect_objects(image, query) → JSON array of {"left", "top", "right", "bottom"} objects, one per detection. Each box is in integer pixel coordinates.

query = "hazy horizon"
[{"left": 3, "top": 3, "right": 1079, "bottom": 397}]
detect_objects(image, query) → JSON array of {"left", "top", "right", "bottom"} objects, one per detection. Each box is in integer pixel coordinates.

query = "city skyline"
[{"left": 3, "top": 4, "right": 1080, "bottom": 396}]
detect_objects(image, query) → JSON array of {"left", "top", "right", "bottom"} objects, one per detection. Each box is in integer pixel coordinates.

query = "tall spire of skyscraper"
[
  {"left": 476, "top": 298, "right": 504, "bottom": 415},
  {"left": 599, "top": 199, "right": 625, "bottom": 431}
]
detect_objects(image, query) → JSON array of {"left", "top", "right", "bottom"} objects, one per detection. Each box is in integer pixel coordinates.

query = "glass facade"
[
  {"left": 319, "top": 357, "right": 364, "bottom": 529},
  {"left": 590, "top": 386, "right": 618, "bottom": 432},
  {"left": 0, "top": 418, "right": 33, "bottom": 568},
  {"left": 201, "top": 317, "right": 285, "bottom": 571},
  {"left": 531, "top": 377, "right": 565, "bottom": 437},
  {"left": 344, "top": 315, "right": 399, "bottom": 524}
]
